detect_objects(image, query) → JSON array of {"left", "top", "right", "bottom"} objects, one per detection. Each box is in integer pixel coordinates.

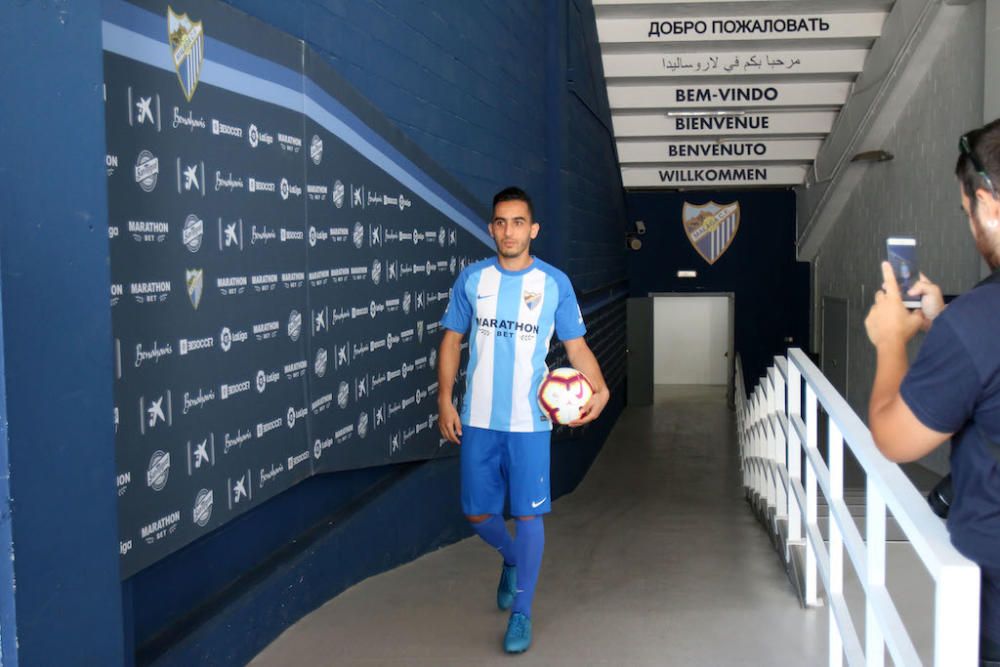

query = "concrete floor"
[{"left": 251, "top": 386, "right": 831, "bottom": 666}]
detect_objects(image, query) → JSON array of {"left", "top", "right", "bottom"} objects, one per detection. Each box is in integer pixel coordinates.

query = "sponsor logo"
[
  {"left": 255, "top": 369, "right": 280, "bottom": 393},
  {"left": 336, "top": 343, "right": 350, "bottom": 368},
  {"left": 278, "top": 132, "right": 302, "bottom": 153},
  {"left": 310, "top": 135, "right": 323, "bottom": 164},
  {"left": 352, "top": 222, "right": 364, "bottom": 248},
  {"left": 288, "top": 450, "right": 310, "bottom": 471},
  {"left": 332, "top": 180, "right": 345, "bottom": 208},
  {"left": 185, "top": 269, "right": 204, "bottom": 308},
  {"left": 429, "top": 348, "right": 437, "bottom": 369},
  {"left": 282, "top": 271, "right": 304, "bottom": 290},
  {"left": 140, "top": 510, "right": 180, "bottom": 543},
  {"left": 218, "top": 218, "right": 244, "bottom": 251},
  {"left": 216, "top": 274, "right": 247, "bottom": 296},
  {"left": 134, "top": 150, "right": 159, "bottom": 192},
  {"left": 439, "top": 226, "right": 446, "bottom": 247},
  {"left": 140, "top": 392, "right": 172, "bottom": 434},
  {"left": 127, "top": 280, "right": 169, "bottom": 304},
  {"left": 211, "top": 118, "right": 243, "bottom": 138},
  {"left": 337, "top": 381, "right": 350, "bottom": 408},
  {"left": 399, "top": 194, "right": 412, "bottom": 211},
  {"left": 251, "top": 273, "right": 278, "bottom": 293},
  {"left": 370, "top": 224, "right": 382, "bottom": 247},
  {"left": 177, "top": 159, "right": 205, "bottom": 196},
  {"left": 253, "top": 320, "right": 280, "bottom": 341},
  {"left": 312, "top": 393, "right": 333, "bottom": 415},
  {"left": 172, "top": 106, "right": 206, "bottom": 131},
  {"left": 351, "top": 184, "right": 364, "bottom": 208},
  {"left": 315, "top": 348, "right": 328, "bottom": 378},
  {"left": 259, "top": 462, "right": 285, "bottom": 488},
  {"left": 390, "top": 430, "right": 401, "bottom": 455},
  {"left": 147, "top": 450, "right": 170, "bottom": 491},
  {"left": 120, "top": 539, "right": 133, "bottom": 557},
  {"left": 279, "top": 177, "right": 302, "bottom": 200},
  {"left": 450, "top": 256, "right": 457, "bottom": 275},
  {"left": 193, "top": 489, "right": 213, "bottom": 527},
  {"left": 313, "top": 437, "right": 333, "bottom": 460},
  {"left": 128, "top": 219, "right": 169, "bottom": 244},
  {"left": 182, "top": 214, "right": 204, "bottom": 252},
  {"left": 250, "top": 224, "right": 276, "bottom": 245},
  {"left": 248, "top": 177, "right": 275, "bottom": 193},
  {"left": 335, "top": 423, "right": 354, "bottom": 444},
  {"left": 168, "top": 7, "right": 204, "bottom": 101},
  {"left": 288, "top": 310, "right": 302, "bottom": 341},
  {"left": 223, "top": 428, "right": 252, "bottom": 453},
  {"left": 307, "top": 183, "right": 328, "bottom": 201},
  {"left": 178, "top": 335, "right": 213, "bottom": 356},
  {"left": 313, "top": 307, "right": 328, "bottom": 334},
  {"left": 117, "top": 470, "right": 131, "bottom": 497},
  {"left": 286, "top": 406, "right": 307, "bottom": 429},
  {"left": 374, "top": 403, "right": 386, "bottom": 428},
  {"left": 256, "top": 416, "right": 283, "bottom": 439},
  {"left": 284, "top": 359, "right": 308, "bottom": 380},
  {"left": 230, "top": 472, "right": 251, "bottom": 506},
  {"left": 387, "top": 260, "right": 398, "bottom": 282},
  {"left": 355, "top": 375, "right": 368, "bottom": 401},
  {"left": 449, "top": 228, "right": 457, "bottom": 246},
  {"left": 219, "top": 326, "right": 247, "bottom": 351},
  {"left": 134, "top": 340, "right": 172, "bottom": 367},
  {"left": 357, "top": 412, "right": 369, "bottom": 439},
  {"left": 215, "top": 171, "right": 244, "bottom": 192},
  {"left": 220, "top": 378, "right": 251, "bottom": 400},
  {"left": 189, "top": 435, "right": 215, "bottom": 471},
  {"left": 247, "top": 123, "right": 274, "bottom": 148},
  {"left": 129, "top": 88, "right": 161, "bottom": 130},
  {"left": 402, "top": 291, "right": 412, "bottom": 314}
]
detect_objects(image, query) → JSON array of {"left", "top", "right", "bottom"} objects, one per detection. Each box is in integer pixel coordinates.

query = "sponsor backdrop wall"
[
  {"left": 3, "top": 1, "right": 626, "bottom": 665},
  {"left": 626, "top": 189, "right": 809, "bottom": 388}
]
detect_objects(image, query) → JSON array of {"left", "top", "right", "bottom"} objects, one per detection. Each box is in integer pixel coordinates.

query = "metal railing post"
[{"left": 804, "top": 384, "right": 819, "bottom": 607}]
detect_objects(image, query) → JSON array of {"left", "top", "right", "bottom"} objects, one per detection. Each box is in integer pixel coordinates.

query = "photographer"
[{"left": 865, "top": 119, "right": 1000, "bottom": 665}]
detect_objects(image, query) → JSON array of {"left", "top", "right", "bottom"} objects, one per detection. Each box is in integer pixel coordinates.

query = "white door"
[{"left": 653, "top": 296, "right": 730, "bottom": 384}]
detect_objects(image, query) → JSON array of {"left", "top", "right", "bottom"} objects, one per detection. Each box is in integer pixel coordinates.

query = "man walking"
[
  {"left": 866, "top": 119, "right": 1000, "bottom": 664},
  {"left": 438, "top": 186, "right": 610, "bottom": 653}
]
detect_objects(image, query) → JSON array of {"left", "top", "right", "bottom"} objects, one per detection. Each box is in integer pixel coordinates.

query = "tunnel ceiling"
[{"left": 595, "top": 0, "right": 894, "bottom": 189}]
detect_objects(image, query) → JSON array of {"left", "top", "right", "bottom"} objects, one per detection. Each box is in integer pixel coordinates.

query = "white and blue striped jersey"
[{"left": 441, "top": 257, "right": 586, "bottom": 432}]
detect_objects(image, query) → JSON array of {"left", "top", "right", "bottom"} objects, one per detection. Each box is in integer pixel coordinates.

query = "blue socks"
[
  {"left": 471, "top": 514, "right": 516, "bottom": 567},
  {"left": 512, "top": 517, "right": 544, "bottom": 617}
]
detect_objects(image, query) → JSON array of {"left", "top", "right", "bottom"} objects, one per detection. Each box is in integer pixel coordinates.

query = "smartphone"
[{"left": 886, "top": 237, "right": 920, "bottom": 308}]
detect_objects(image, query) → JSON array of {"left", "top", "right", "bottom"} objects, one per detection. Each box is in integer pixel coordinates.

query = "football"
[{"left": 537, "top": 367, "right": 594, "bottom": 425}]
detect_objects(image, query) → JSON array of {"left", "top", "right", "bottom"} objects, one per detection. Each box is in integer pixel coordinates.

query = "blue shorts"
[{"left": 460, "top": 425, "right": 551, "bottom": 517}]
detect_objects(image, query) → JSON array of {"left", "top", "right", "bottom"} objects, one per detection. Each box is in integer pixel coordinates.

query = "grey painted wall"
[{"left": 813, "top": 2, "right": 985, "bottom": 475}]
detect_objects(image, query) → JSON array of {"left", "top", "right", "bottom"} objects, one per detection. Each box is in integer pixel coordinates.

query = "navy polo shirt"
[{"left": 900, "top": 279, "right": 1000, "bottom": 640}]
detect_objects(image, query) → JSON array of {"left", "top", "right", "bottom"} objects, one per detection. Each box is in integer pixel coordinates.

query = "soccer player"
[{"left": 437, "top": 186, "right": 610, "bottom": 653}]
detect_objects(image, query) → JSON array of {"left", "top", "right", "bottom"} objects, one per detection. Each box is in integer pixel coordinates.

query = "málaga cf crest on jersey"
[
  {"left": 682, "top": 201, "right": 740, "bottom": 265},
  {"left": 167, "top": 7, "right": 205, "bottom": 102}
]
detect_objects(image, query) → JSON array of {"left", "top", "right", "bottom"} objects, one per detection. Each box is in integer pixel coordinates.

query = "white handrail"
[{"left": 736, "top": 349, "right": 980, "bottom": 666}]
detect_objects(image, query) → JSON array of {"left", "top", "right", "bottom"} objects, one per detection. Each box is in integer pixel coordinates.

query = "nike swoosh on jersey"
[
  {"left": 531, "top": 497, "right": 547, "bottom": 508},
  {"left": 477, "top": 293, "right": 496, "bottom": 300}
]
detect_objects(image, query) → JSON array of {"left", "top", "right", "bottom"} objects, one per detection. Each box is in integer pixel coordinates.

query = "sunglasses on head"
[{"left": 960, "top": 133, "right": 998, "bottom": 197}]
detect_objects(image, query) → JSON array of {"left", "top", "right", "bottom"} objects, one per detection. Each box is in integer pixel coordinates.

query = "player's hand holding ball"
[{"left": 537, "top": 367, "right": 608, "bottom": 427}]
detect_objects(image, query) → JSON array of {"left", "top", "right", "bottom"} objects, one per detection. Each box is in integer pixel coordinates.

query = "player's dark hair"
[
  {"left": 492, "top": 186, "right": 534, "bottom": 221},
  {"left": 956, "top": 118, "right": 1000, "bottom": 208}
]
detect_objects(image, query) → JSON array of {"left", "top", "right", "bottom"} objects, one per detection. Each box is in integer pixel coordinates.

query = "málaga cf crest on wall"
[{"left": 682, "top": 201, "right": 740, "bottom": 265}]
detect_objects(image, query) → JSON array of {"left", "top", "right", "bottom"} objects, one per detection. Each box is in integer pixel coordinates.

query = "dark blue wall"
[
  {"left": 0, "top": 3, "right": 125, "bottom": 666},
  {"left": 626, "top": 190, "right": 810, "bottom": 388}
]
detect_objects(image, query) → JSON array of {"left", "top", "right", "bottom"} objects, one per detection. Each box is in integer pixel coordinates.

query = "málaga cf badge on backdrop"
[
  {"left": 168, "top": 7, "right": 205, "bottom": 102},
  {"left": 682, "top": 201, "right": 740, "bottom": 265}
]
